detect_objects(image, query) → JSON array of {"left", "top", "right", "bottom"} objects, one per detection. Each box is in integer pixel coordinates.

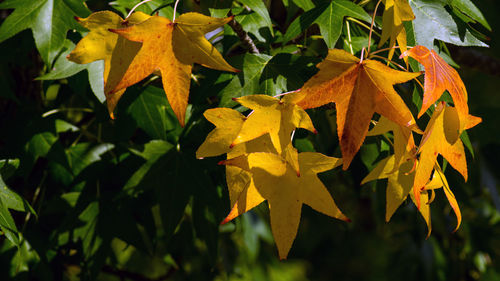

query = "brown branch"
[{"left": 227, "top": 14, "right": 260, "bottom": 54}]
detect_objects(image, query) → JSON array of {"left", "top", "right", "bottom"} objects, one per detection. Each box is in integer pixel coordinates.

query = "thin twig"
[
  {"left": 367, "top": 0, "right": 382, "bottom": 57},
  {"left": 126, "top": 0, "right": 153, "bottom": 19}
]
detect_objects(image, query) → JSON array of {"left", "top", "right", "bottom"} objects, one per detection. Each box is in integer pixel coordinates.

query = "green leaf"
[
  {"left": 284, "top": 0, "right": 371, "bottom": 48},
  {"left": 124, "top": 140, "right": 174, "bottom": 194},
  {"left": 0, "top": 159, "right": 20, "bottom": 180},
  {"left": 460, "top": 130, "right": 474, "bottom": 158},
  {"left": 26, "top": 132, "right": 58, "bottom": 158},
  {"left": 127, "top": 86, "right": 181, "bottom": 140},
  {"left": 0, "top": 0, "right": 90, "bottom": 65},
  {"left": 37, "top": 40, "right": 106, "bottom": 103},
  {"left": 124, "top": 150, "right": 191, "bottom": 241},
  {"left": 315, "top": 0, "right": 371, "bottom": 48},
  {"left": 292, "top": 0, "right": 315, "bottom": 11},
  {"left": 37, "top": 40, "right": 87, "bottom": 80},
  {"left": 219, "top": 53, "right": 317, "bottom": 106},
  {"left": 0, "top": 177, "right": 35, "bottom": 214},
  {"left": 239, "top": 0, "right": 274, "bottom": 36},
  {"left": 409, "top": 0, "right": 488, "bottom": 49},
  {"left": 0, "top": 175, "right": 22, "bottom": 246},
  {"left": 66, "top": 143, "right": 114, "bottom": 176},
  {"left": 235, "top": 9, "right": 270, "bottom": 42},
  {"left": 450, "top": 0, "right": 491, "bottom": 30}
]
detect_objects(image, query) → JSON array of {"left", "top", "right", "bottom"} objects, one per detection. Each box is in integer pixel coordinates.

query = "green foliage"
[{"left": 0, "top": 0, "right": 499, "bottom": 280}]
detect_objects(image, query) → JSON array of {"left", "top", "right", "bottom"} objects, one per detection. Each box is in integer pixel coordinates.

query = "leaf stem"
[
  {"left": 370, "top": 45, "right": 413, "bottom": 57},
  {"left": 126, "top": 0, "right": 153, "bottom": 19},
  {"left": 369, "top": 55, "right": 406, "bottom": 71},
  {"left": 367, "top": 0, "right": 382, "bottom": 57},
  {"left": 173, "top": 0, "right": 181, "bottom": 21},
  {"left": 346, "top": 17, "right": 381, "bottom": 38},
  {"left": 274, "top": 89, "right": 300, "bottom": 98},
  {"left": 346, "top": 21, "right": 354, "bottom": 55}
]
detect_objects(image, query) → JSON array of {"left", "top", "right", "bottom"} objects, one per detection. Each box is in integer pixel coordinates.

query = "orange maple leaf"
[
  {"left": 289, "top": 49, "right": 421, "bottom": 169},
  {"left": 109, "top": 13, "right": 238, "bottom": 126},
  {"left": 401, "top": 45, "right": 469, "bottom": 134},
  {"left": 413, "top": 102, "right": 481, "bottom": 207}
]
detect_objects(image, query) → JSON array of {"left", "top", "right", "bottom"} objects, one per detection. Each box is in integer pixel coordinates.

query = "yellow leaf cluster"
[{"left": 197, "top": 95, "right": 349, "bottom": 259}]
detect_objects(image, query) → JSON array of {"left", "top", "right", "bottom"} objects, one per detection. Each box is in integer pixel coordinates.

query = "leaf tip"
[
  {"left": 217, "top": 160, "right": 227, "bottom": 165},
  {"left": 220, "top": 216, "right": 232, "bottom": 225},
  {"left": 74, "top": 16, "right": 82, "bottom": 22}
]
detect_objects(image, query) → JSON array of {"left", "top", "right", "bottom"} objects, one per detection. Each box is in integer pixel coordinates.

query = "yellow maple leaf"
[
  {"left": 67, "top": 11, "right": 151, "bottom": 118},
  {"left": 425, "top": 163, "right": 461, "bottom": 231},
  {"left": 231, "top": 95, "right": 317, "bottom": 156},
  {"left": 221, "top": 147, "right": 348, "bottom": 259},
  {"left": 196, "top": 108, "right": 246, "bottom": 159},
  {"left": 362, "top": 155, "right": 432, "bottom": 236},
  {"left": 289, "top": 49, "right": 421, "bottom": 169},
  {"left": 108, "top": 12, "right": 238, "bottom": 126},
  {"left": 367, "top": 116, "right": 417, "bottom": 172},
  {"left": 379, "top": 0, "right": 415, "bottom": 60},
  {"left": 195, "top": 107, "right": 275, "bottom": 210},
  {"left": 413, "top": 102, "right": 481, "bottom": 207}
]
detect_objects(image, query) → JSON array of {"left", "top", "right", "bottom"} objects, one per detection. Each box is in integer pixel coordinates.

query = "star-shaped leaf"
[
  {"left": 196, "top": 107, "right": 276, "bottom": 209},
  {"left": 289, "top": 49, "right": 421, "bottom": 169},
  {"left": 67, "top": 11, "right": 151, "bottom": 118},
  {"left": 379, "top": 0, "right": 415, "bottom": 60},
  {"left": 408, "top": 0, "right": 487, "bottom": 50},
  {"left": 231, "top": 95, "right": 316, "bottom": 155},
  {"left": 0, "top": 0, "right": 90, "bottom": 65},
  {"left": 109, "top": 13, "right": 238, "bottom": 126},
  {"left": 283, "top": 0, "right": 371, "bottom": 48},
  {"left": 401, "top": 45, "right": 470, "bottom": 134},
  {"left": 362, "top": 155, "right": 431, "bottom": 236},
  {"left": 413, "top": 102, "right": 481, "bottom": 205},
  {"left": 221, "top": 148, "right": 348, "bottom": 259},
  {"left": 196, "top": 108, "right": 247, "bottom": 159}
]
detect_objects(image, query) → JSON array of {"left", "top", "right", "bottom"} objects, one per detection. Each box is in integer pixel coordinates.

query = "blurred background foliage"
[{"left": 0, "top": 0, "right": 499, "bottom": 280}]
